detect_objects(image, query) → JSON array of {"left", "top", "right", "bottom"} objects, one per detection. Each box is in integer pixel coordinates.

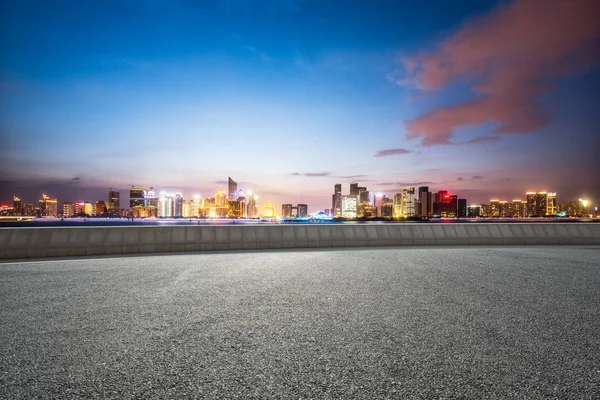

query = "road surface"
[{"left": 1, "top": 246, "right": 599, "bottom": 399}]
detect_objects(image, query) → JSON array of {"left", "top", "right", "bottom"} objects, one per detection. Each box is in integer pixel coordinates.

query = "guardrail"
[{"left": 1, "top": 223, "right": 599, "bottom": 259}]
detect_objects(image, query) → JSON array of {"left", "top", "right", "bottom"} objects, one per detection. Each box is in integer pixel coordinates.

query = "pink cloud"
[{"left": 402, "top": 0, "right": 600, "bottom": 145}]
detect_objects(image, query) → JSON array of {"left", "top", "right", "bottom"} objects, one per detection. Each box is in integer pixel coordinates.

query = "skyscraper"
[
  {"left": 417, "top": 186, "right": 432, "bottom": 217},
  {"left": 108, "top": 189, "right": 120, "bottom": 215},
  {"left": 297, "top": 204, "right": 308, "bottom": 218},
  {"left": 39, "top": 193, "right": 58, "bottom": 217},
  {"left": 282, "top": 204, "right": 293, "bottom": 218},
  {"left": 458, "top": 199, "right": 467, "bottom": 218},
  {"left": 228, "top": 177, "right": 237, "bottom": 201},
  {"left": 402, "top": 187, "right": 415, "bottom": 216},
  {"left": 63, "top": 202, "right": 75, "bottom": 217},
  {"left": 130, "top": 187, "right": 145, "bottom": 209},
  {"left": 547, "top": 192, "right": 557, "bottom": 216},
  {"left": 350, "top": 182, "right": 359, "bottom": 196},
  {"left": 393, "top": 193, "right": 403, "bottom": 218},
  {"left": 13, "top": 196, "right": 22, "bottom": 216},
  {"left": 247, "top": 192, "right": 258, "bottom": 218},
  {"left": 158, "top": 192, "right": 172, "bottom": 218},
  {"left": 332, "top": 184, "right": 342, "bottom": 218},
  {"left": 341, "top": 195, "right": 358, "bottom": 219},
  {"left": 174, "top": 193, "right": 183, "bottom": 217}
]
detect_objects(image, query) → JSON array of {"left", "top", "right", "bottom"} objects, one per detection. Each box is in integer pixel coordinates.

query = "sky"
[{"left": 1, "top": 0, "right": 599, "bottom": 212}]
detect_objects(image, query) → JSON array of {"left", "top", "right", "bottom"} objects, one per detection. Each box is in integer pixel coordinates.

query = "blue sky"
[{"left": 1, "top": 0, "right": 598, "bottom": 211}]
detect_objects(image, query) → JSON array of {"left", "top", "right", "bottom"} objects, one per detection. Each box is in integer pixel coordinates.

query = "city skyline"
[{"left": 1, "top": 0, "right": 599, "bottom": 209}]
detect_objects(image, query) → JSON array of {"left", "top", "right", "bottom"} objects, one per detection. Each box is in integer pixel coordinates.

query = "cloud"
[
  {"left": 290, "top": 172, "right": 331, "bottom": 177},
  {"left": 374, "top": 148, "right": 413, "bottom": 157},
  {"left": 72, "top": 177, "right": 80, "bottom": 181},
  {"left": 401, "top": 0, "right": 600, "bottom": 146},
  {"left": 472, "top": 175, "right": 484, "bottom": 180},
  {"left": 338, "top": 174, "right": 368, "bottom": 179},
  {"left": 459, "top": 136, "right": 500, "bottom": 145},
  {"left": 457, "top": 177, "right": 464, "bottom": 181},
  {"left": 376, "top": 181, "right": 434, "bottom": 187}
]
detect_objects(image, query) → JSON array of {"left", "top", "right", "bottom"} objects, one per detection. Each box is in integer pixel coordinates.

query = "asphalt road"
[{"left": 1, "top": 246, "right": 599, "bottom": 399}]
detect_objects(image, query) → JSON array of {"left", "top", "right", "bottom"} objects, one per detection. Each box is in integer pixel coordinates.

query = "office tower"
[
  {"left": 13, "top": 196, "right": 22, "bottom": 216},
  {"left": 261, "top": 204, "right": 277, "bottom": 218},
  {"left": 458, "top": 199, "right": 467, "bottom": 218},
  {"left": 381, "top": 198, "right": 394, "bottom": 218},
  {"left": 526, "top": 192, "right": 536, "bottom": 217},
  {"left": 63, "top": 202, "right": 75, "bottom": 217},
  {"left": 174, "top": 193, "right": 183, "bottom": 217},
  {"left": 108, "top": 189, "right": 120, "bottom": 215},
  {"left": 246, "top": 192, "right": 258, "bottom": 218},
  {"left": 282, "top": 204, "right": 293, "bottom": 218},
  {"left": 85, "top": 202, "right": 95, "bottom": 216},
  {"left": 350, "top": 182, "right": 359, "bottom": 196},
  {"left": 526, "top": 191, "right": 550, "bottom": 217},
  {"left": 417, "top": 186, "right": 432, "bottom": 217},
  {"left": 374, "top": 194, "right": 384, "bottom": 217},
  {"left": 402, "top": 187, "right": 415, "bottom": 216},
  {"left": 359, "top": 188, "right": 369, "bottom": 203},
  {"left": 511, "top": 200, "right": 526, "bottom": 218},
  {"left": 145, "top": 187, "right": 159, "bottom": 208},
  {"left": 297, "top": 204, "right": 308, "bottom": 218},
  {"left": 393, "top": 193, "right": 403, "bottom": 218},
  {"left": 332, "top": 184, "right": 342, "bottom": 218},
  {"left": 237, "top": 197, "right": 247, "bottom": 218},
  {"left": 499, "top": 200, "right": 509, "bottom": 218},
  {"left": 39, "top": 193, "right": 58, "bottom": 217},
  {"left": 22, "top": 203, "right": 34, "bottom": 216},
  {"left": 129, "top": 187, "right": 145, "bottom": 209},
  {"left": 158, "top": 192, "right": 172, "bottom": 218},
  {"left": 341, "top": 195, "right": 358, "bottom": 219},
  {"left": 95, "top": 201, "right": 106, "bottom": 216},
  {"left": 536, "top": 192, "right": 548, "bottom": 217},
  {"left": 434, "top": 191, "right": 457, "bottom": 217},
  {"left": 228, "top": 177, "right": 237, "bottom": 201},
  {"left": 76, "top": 202, "right": 85, "bottom": 216},
  {"left": 467, "top": 205, "right": 482, "bottom": 218},
  {"left": 490, "top": 200, "right": 500, "bottom": 217},
  {"left": 187, "top": 195, "right": 201, "bottom": 218},
  {"left": 547, "top": 192, "right": 557, "bottom": 216},
  {"left": 228, "top": 200, "right": 244, "bottom": 218}
]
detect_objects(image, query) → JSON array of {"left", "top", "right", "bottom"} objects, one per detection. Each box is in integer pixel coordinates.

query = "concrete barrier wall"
[{"left": 1, "top": 223, "right": 599, "bottom": 259}]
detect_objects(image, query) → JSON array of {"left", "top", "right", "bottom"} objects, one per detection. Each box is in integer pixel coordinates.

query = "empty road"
[{"left": 1, "top": 246, "right": 599, "bottom": 399}]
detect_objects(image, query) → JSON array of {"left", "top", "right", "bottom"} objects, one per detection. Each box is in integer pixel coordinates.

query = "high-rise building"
[
  {"left": 349, "top": 182, "right": 359, "bottom": 196},
  {"left": 63, "top": 202, "right": 75, "bottom": 217},
  {"left": 282, "top": 204, "right": 293, "bottom": 218},
  {"left": 434, "top": 192, "right": 457, "bottom": 217},
  {"left": 297, "top": 204, "right": 308, "bottom": 218},
  {"left": 22, "top": 203, "right": 34, "bottom": 216},
  {"left": 332, "top": 184, "right": 342, "bottom": 218},
  {"left": 247, "top": 193, "right": 258, "bottom": 218},
  {"left": 402, "top": 187, "right": 415, "bottom": 216},
  {"left": 228, "top": 177, "right": 237, "bottom": 201},
  {"left": 490, "top": 200, "right": 500, "bottom": 217},
  {"left": 261, "top": 204, "right": 277, "bottom": 219},
  {"left": 358, "top": 187, "right": 369, "bottom": 203},
  {"left": 228, "top": 200, "right": 244, "bottom": 218},
  {"left": 174, "top": 193, "right": 183, "bottom": 217},
  {"left": 145, "top": 187, "right": 159, "bottom": 208},
  {"left": 130, "top": 187, "right": 145, "bottom": 209},
  {"left": 458, "top": 199, "right": 467, "bottom": 218},
  {"left": 526, "top": 191, "right": 551, "bottom": 217},
  {"left": 341, "top": 195, "right": 358, "bottom": 219},
  {"left": 547, "top": 192, "right": 557, "bottom": 216},
  {"left": 393, "top": 193, "right": 403, "bottom": 218},
  {"left": 39, "top": 193, "right": 58, "bottom": 217},
  {"left": 536, "top": 192, "right": 548, "bottom": 217},
  {"left": 381, "top": 198, "right": 394, "bottom": 218},
  {"left": 96, "top": 201, "right": 106, "bottom": 216},
  {"left": 187, "top": 195, "right": 201, "bottom": 218},
  {"left": 13, "top": 196, "right": 22, "bottom": 216},
  {"left": 84, "top": 202, "right": 95, "bottom": 216},
  {"left": 158, "top": 192, "right": 172, "bottom": 218},
  {"left": 467, "top": 205, "right": 482, "bottom": 218},
  {"left": 499, "top": 200, "right": 509, "bottom": 218},
  {"left": 108, "top": 189, "right": 120, "bottom": 215},
  {"left": 512, "top": 200, "right": 527, "bottom": 218},
  {"left": 417, "top": 187, "right": 432, "bottom": 217}
]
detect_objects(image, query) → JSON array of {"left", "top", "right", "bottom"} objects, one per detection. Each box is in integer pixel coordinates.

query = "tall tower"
[
  {"left": 349, "top": 182, "right": 359, "bottom": 196},
  {"left": 228, "top": 177, "right": 237, "bottom": 201},
  {"left": 108, "top": 189, "right": 120, "bottom": 214},
  {"left": 129, "top": 187, "right": 145, "bottom": 209},
  {"left": 332, "top": 184, "right": 342, "bottom": 218}
]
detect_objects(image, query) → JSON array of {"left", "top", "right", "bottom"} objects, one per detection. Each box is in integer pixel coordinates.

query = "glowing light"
[{"left": 579, "top": 199, "right": 589, "bottom": 208}]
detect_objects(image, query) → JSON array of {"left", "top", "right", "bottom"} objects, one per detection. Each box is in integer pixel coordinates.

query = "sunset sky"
[{"left": 1, "top": 0, "right": 599, "bottom": 211}]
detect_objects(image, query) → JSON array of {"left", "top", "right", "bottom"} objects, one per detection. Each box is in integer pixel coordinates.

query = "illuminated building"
[
  {"left": 433, "top": 192, "right": 457, "bottom": 217},
  {"left": 247, "top": 193, "right": 258, "bottom": 218},
  {"left": 381, "top": 198, "right": 394, "bottom": 218},
  {"left": 174, "top": 193, "right": 183, "bottom": 217},
  {"left": 417, "top": 186, "right": 432, "bottom": 217},
  {"left": 96, "top": 201, "right": 106, "bottom": 216},
  {"left": 402, "top": 187, "right": 415, "bottom": 216},
  {"left": 332, "top": 184, "right": 342, "bottom": 218},
  {"left": 547, "top": 192, "right": 557, "bottom": 216},
  {"left": 350, "top": 182, "right": 359, "bottom": 196},
  {"left": 499, "top": 201, "right": 509, "bottom": 218},
  {"left": 282, "top": 204, "right": 293, "bottom": 218},
  {"left": 526, "top": 191, "right": 550, "bottom": 217},
  {"left": 13, "top": 196, "right": 22, "bottom": 216},
  {"left": 158, "top": 192, "right": 172, "bottom": 218},
  {"left": 145, "top": 187, "right": 159, "bottom": 208},
  {"left": 374, "top": 194, "right": 385, "bottom": 217},
  {"left": 228, "top": 200, "right": 244, "bottom": 218},
  {"left": 526, "top": 192, "right": 536, "bottom": 217},
  {"left": 341, "top": 195, "right": 358, "bottom": 219},
  {"left": 216, "top": 190, "right": 227, "bottom": 207},
  {"left": 130, "top": 187, "right": 145, "bottom": 209},
  {"left": 63, "top": 202, "right": 75, "bottom": 217},
  {"left": 228, "top": 177, "right": 237, "bottom": 201},
  {"left": 39, "top": 193, "right": 58, "bottom": 217},
  {"left": 108, "top": 189, "right": 120, "bottom": 215},
  {"left": 393, "top": 193, "right": 403, "bottom": 218},
  {"left": 490, "top": 200, "right": 500, "bottom": 217},
  {"left": 512, "top": 200, "right": 527, "bottom": 218},
  {"left": 0, "top": 204, "right": 14, "bottom": 216},
  {"left": 22, "top": 203, "right": 34, "bottom": 216},
  {"left": 536, "top": 192, "right": 548, "bottom": 217},
  {"left": 467, "top": 205, "right": 482, "bottom": 218},
  {"left": 187, "top": 195, "right": 202, "bottom": 218},
  {"left": 558, "top": 200, "right": 584, "bottom": 217},
  {"left": 458, "top": 199, "right": 467, "bottom": 218},
  {"left": 85, "top": 202, "right": 95, "bottom": 216},
  {"left": 297, "top": 204, "right": 308, "bottom": 218},
  {"left": 261, "top": 204, "right": 277, "bottom": 219}
]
